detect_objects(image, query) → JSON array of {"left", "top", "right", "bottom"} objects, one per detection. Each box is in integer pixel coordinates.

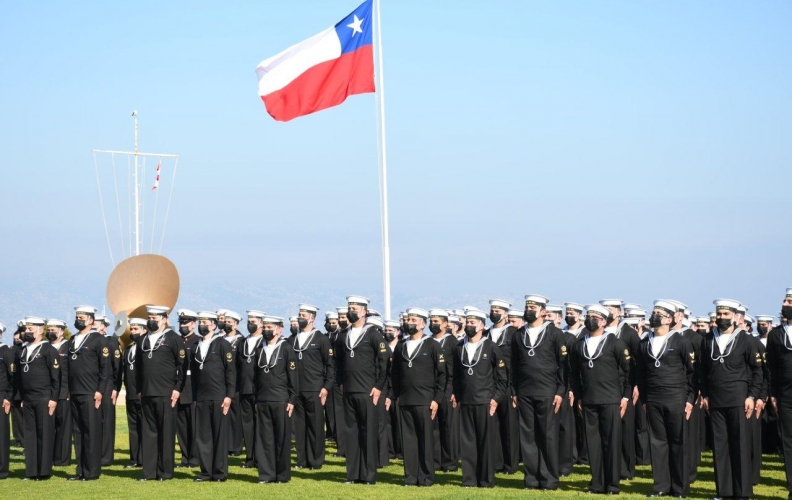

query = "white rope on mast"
[
  {"left": 140, "top": 156, "right": 146, "bottom": 251},
  {"left": 110, "top": 153, "right": 126, "bottom": 260},
  {"left": 149, "top": 156, "right": 162, "bottom": 253},
  {"left": 158, "top": 157, "right": 180, "bottom": 254},
  {"left": 92, "top": 152, "right": 116, "bottom": 267},
  {"left": 127, "top": 155, "right": 132, "bottom": 257}
]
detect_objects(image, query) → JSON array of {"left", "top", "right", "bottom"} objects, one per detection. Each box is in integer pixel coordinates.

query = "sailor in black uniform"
[
  {"left": 701, "top": 299, "right": 763, "bottom": 500},
  {"left": 391, "top": 308, "right": 445, "bottom": 487},
  {"left": 332, "top": 306, "right": 349, "bottom": 458},
  {"left": 449, "top": 312, "right": 465, "bottom": 342},
  {"left": 365, "top": 315, "right": 390, "bottom": 469},
  {"left": 624, "top": 305, "right": 651, "bottom": 468},
  {"left": 221, "top": 310, "right": 244, "bottom": 457},
  {"left": 46, "top": 319, "right": 71, "bottom": 467},
  {"left": 16, "top": 316, "right": 60, "bottom": 480},
  {"left": 289, "top": 316, "right": 299, "bottom": 338},
  {"left": 736, "top": 308, "right": 767, "bottom": 486},
  {"left": 452, "top": 308, "right": 507, "bottom": 488},
  {"left": 428, "top": 309, "right": 458, "bottom": 472},
  {"left": 10, "top": 324, "right": 25, "bottom": 449},
  {"left": 511, "top": 294, "right": 568, "bottom": 490},
  {"left": 756, "top": 314, "right": 780, "bottom": 457},
  {"left": 291, "top": 303, "right": 334, "bottom": 470},
  {"left": 68, "top": 305, "right": 109, "bottom": 481},
  {"left": 135, "top": 305, "right": 186, "bottom": 481},
  {"left": 94, "top": 314, "right": 119, "bottom": 467},
  {"left": 562, "top": 302, "right": 587, "bottom": 471},
  {"left": 175, "top": 309, "right": 200, "bottom": 468},
  {"left": 323, "top": 311, "right": 340, "bottom": 444},
  {"left": 383, "top": 319, "right": 402, "bottom": 461},
  {"left": 484, "top": 298, "right": 519, "bottom": 475},
  {"left": 254, "top": 315, "right": 299, "bottom": 483},
  {"left": 238, "top": 310, "right": 266, "bottom": 468},
  {"left": 635, "top": 300, "right": 695, "bottom": 498},
  {"left": 545, "top": 305, "right": 564, "bottom": 330},
  {"left": 334, "top": 295, "right": 389, "bottom": 484},
  {"left": 191, "top": 311, "right": 235, "bottom": 482},
  {"left": 0, "top": 322, "right": 12, "bottom": 480},
  {"left": 121, "top": 318, "right": 146, "bottom": 468},
  {"left": 767, "top": 289, "right": 792, "bottom": 498},
  {"left": 600, "top": 299, "right": 641, "bottom": 480},
  {"left": 569, "top": 304, "right": 631, "bottom": 495}
]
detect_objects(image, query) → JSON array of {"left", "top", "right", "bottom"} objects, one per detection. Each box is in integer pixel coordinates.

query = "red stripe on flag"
[{"left": 262, "top": 45, "right": 375, "bottom": 122}]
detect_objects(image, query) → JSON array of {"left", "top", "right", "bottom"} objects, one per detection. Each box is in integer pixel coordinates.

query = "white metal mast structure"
[{"left": 374, "top": 0, "right": 392, "bottom": 319}]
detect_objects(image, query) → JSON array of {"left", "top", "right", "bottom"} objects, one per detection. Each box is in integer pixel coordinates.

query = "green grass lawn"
[{"left": 3, "top": 418, "right": 789, "bottom": 499}]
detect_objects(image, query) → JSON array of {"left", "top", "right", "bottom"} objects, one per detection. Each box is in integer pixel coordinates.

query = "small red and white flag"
[{"left": 152, "top": 161, "right": 161, "bottom": 191}]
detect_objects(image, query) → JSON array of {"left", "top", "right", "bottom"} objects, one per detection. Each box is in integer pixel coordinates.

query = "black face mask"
[
  {"left": 223, "top": 323, "right": 234, "bottom": 334},
  {"left": 347, "top": 311, "right": 360, "bottom": 324},
  {"left": 146, "top": 319, "right": 160, "bottom": 332},
  {"left": 74, "top": 319, "right": 86, "bottom": 331},
  {"left": 129, "top": 333, "right": 140, "bottom": 343},
  {"left": 217, "top": 321, "right": 227, "bottom": 331},
  {"left": 782, "top": 306, "right": 792, "bottom": 320},
  {"left": 649, "top": 314, "right": 663, "bottom": 328},
  {"left": 46, "top": 331, "right": 58, "bottom": 342},
  {"left": 716, "top": 318, "right": 733, "bottom": 331},
  {"left": 428, "top": 324, "right": 442, "bottom": 335},
  {"left": 22, "top": 332, "right": 35, "bottom": 343},
  {"left": 289, "top": 325, "right": 298, "bottom": 335},
  {"left": 524, "top": 311, "right": 538, "bottom": 324},
  {"left": 179, "top": 325, "right": 191, "bottom": 336},
  {"left": 489, "top": 312, "right": 502, "bottom": 324},
  {"left": 757, "top": 325, "right": 769, "bottom": 336},
  {"left": 262, "top": 330, "right": 275, "bottom": 342},
  {"left": 325, "top": 323, "right": 337, "bottom": 333},
  {"left": 565, "top": 315, "right": 577, "bottom": 327},
  {"left": 405, "top": 324, "right": 418, "bottom": 335},
  {"left": 297, "top": 318, "right": 309, "bottom": 330},
  {"left": 198, "top": 325, "right": 210, "bottom": 336},
  {"left": 445, "top": 327, "right": 453, "bottom": 335},
  {"left": 384, "top": 332, "right": 395, "bottom": 343},
  {"left": 13, "top": 337, "right": 23, "bottom": 346},
  {"left": 338, "top": 320, "right": 349, "bottom": 330},
  {"left": 247, "top": 323, "right": 259, "bottom": 334},
  {"left": 464, "top": 326, "right": 478, "bottom": 338},
  {"left": 584, "top": 317, "right": 600, "bottom": 332}
]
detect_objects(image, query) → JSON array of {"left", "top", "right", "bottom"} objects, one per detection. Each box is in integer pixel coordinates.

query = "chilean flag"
[{"left": 256, "top": 0, "right": 376, "bottom": 122}]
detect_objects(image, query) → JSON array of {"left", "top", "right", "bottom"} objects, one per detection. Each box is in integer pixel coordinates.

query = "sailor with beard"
[
  {"left": 428, "top": 309, "right": 458, "bottom": 472},
  {"left": 46, "top": 319, "right": 71, "bottom": 467},
  {"left": 121, "top": 318, "right": 146, "bottom": 469},
  {"left": 175, "top": 309, "right": 200, "bottom": 468},
  {"left": 239, "top": 310, "right": 266, "bottom": 469},
  {"left": 766, "top": 289, "right": 792, "bottom": 498},
  {"left": 0, "top": 322, "right": 11, "bottom": 480},
  {"left": 324, "top": 311, "right": 340, "bottom": 443},
  {"left": 701, "top": 299, "right": 763, "bottom": 500},
  {"left": 332, "top": 306, "right": 349, "bottom": 457},
  {"left": 695, "top": 317, "right": 710, "bottom": 336},
  {"left": 560, "top": 302, "right": 586, "bottom": 474}
]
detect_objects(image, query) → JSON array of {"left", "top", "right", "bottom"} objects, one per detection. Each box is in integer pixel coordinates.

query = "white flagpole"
[{"left": 374, "top": 0, "right": 392, "bottom": 320}]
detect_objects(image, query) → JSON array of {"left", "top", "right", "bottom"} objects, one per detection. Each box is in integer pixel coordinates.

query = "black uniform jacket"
[
  {"left": 391, "top": 336, "right": 446, "bottom": 406},
  {"left": 253, "top": 340, "right": 299, "bottom": 404},
  {"left": 119, "top": 342, "right": 140, "bottom": 400},
  {"left": 635, "top": 332, "right": 695, "bottom": 405},
  {"left": 700, "top": 329, "right": 763, "bottom": 408},
  {"left": 511, "top": 322, "right": 567, "bottom": 398},
  {"left": 236, "top": 335, "right": 264, "bottom": 395},
  {"left": 67, "top": 330, "right": 110, "bottom": 396},
  {"left": 766, "top": 325, "right": 792, "bottom": 401},
  {"left": 290, "top": 329, "right": 335, "bottom": 394},
  {"left": 16, "top": 341, "right": 60, "bottom": 402},
  {"left": 452, "top": 337, "right": 508, "bottom": 405},
  {"left": 569, "top": 333, "right": 631, "bottom": 405},
  {"left": 334, "top": 325, "right": 389, "bottom": 394},
  {"left": 135, "top": 329, "right": 186, "bottom": 398},
  {"left": 191, "top": 336, "right": 236, "bottom": 401}
]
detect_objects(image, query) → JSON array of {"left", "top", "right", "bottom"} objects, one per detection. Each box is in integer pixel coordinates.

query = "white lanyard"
[
  {"left": 194, "top": 336, "right": 218, "bottom": 370},
  {"left": 141, "top": 332, "right": 167, "bottom": 359},
  {"left": 293, "top": 330, "right": 317, "bottom": 360},
  {"left": 583, "top": 333, "right": 610, "bottom": 368},
  {"left": 782, "top": 325, "right": 792, "bottom": 351},
  {"left": 345, "top": 327, "right": 368, "bottom": 358},
  {"left": 69, "top": 331, "right": 92, "bottom": 360},
  {"left": 242, "top": 336, "right": 263, "bottom": 364},
  {"left": 521, "top": 321, "right": 550, "bottom": 356},
  {"left": 127, "top": 344, "right": 137, "bottom": 371},
  {"left": 647, "top": 331, "right": 675, "bottom": 367},
  {"left": 21, "top": 342, "right": 47, "bottom": 373},
  {"left": 402, "top": 337, "right": 427, "bottom": 368},
  {"left": 460, "top": 338, "right": 486, "bottom": 376},
  {"left": 257, "top": 340, "right": 285, "bottom": 373},
  {"left": 711, "top": 328, "right": 739, "bottom": 363}
]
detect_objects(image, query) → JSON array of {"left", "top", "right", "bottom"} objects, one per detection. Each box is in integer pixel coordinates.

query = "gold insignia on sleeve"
[
  {"left": 498, "top": 359, "right": 505, "bottom": 368},
  {"left": 560, "top": 345, "right": 568, "bottom": 355},
  {"left": 226, "top": 352, "right": 232, "bottom": 362},
  {"left": 9, "top": 363, "right": 15, "bottom": 373},
  {"left": 624, "top": 349, "right": 630, "bottom": 356},
  {"left": 756, "top": 352, "right": 763, "bottom": 364},
  {"left": 102, "top": 347, "right": 109, "bottom": 357},
  {"left": 439, "top": 354, "right": 445, "bottom": 361},
  {"left": 179, "top": 349, "right": 186, "bottom": 359},
  {"left": 689, "top": 352, "right": 695, "bottom": 361},
  {"left": 289, "top": 361, "right": 296, "bottom": 370},
  {"left": 763, "top": 352, "right": 767, "bottom": 361},
  {"left": 53, "top": 359, "right": 59, "bottom": 369},
  {"left": 328, "top": 348, "right": 334, "bottom": 356},
  {"left": 114, "top": 349, "right": 121, "bottom": 359},
  {"left": 379, "top": 342, "right": 385, "bottom": 349}
]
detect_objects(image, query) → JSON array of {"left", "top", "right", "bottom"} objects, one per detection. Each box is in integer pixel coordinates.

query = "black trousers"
[
  {"left": 399, "top": 404, "right": 434, "bottom": 486},
  {"left": 195, "top": 400, "right": 228, "bottom": 480},
  {"left": 647, "top": 400, "right": 688, "bottom": 496},
  {"left": 710, "top": 405, "right": 752, "bottom": 498},
  {"left": 126, "top": 398, "right": 143, "bottom": 464},
  {"left": 635, "top": 400, "right": 651, "bottom": 466},
  {"left": 518, "top": 396, "right": 560, "bottom": 489},
  {"left": 72, "top": 394, "right": 102, "bottom": 479},
  {"left": 749, "top": 409, "right": 762, "bottom": 485},
  {"left": 240, "top": 393, "right": 257, "bottom": 466},
  {"left": 376, "top": 395, "right": 389, "bottom": 468},
  {"left": 100, "top": 390, "right": 116, "bottom": 465},
  {"left": 254, "top": 401, "right": 291, "bottom": 482},
  {"left": 686, "top": 400, "right": 703, "bottom": 483},
  {"left": 343, "top": 392, "right": 378, "bottom": 483},
  {"left": 176, "top": 402, "right": 197, "bottom": 466},
  {"left": 0, "top": 406, "right": 9, "bottom": 479},
  {"left": 295, "top": 392, "right": 325, "bottom": 468},
  {"left": 53, "top": 398, "right": 72, "bottom": 466},
  {"left": 460, "top": 403, "right": 496, "bottom": 488},
  {"left": 777, "top": 399, "right": 792, "bottom": 494},
  {"left": 11, "top": 400, "right": 23, "bottom": 447},
  {"left": 575, "top": 403, "right": 589, "bottom": 464},
  {"left": 141, "top": 396, "right": 176, "bottom": 480},
  {"left": 583, "top": 403, "right": 622, "bottom": 494},
  {"left": 23, "top": 400, "right": 55, "bottom": 478},
  {"left": 492, "top": 394, "right": 519, "bottom": 473},
  {"left": 619, "top": 399, "right": 636, "bottom": 479},
  {"left": 325, "top": 387, "right": 336, "bottom": 440},
  {"left": 333, "top": 384, "right": 345, "bottom": 456},
  {"left": 558, "top": 397, "right": 575, "bottom": 475},
  {"left": 388, "top": 399, "right": 402, "bottom": 459},
  {"left": 433, "top": 397, "right": 456, "bottom": 470},
  {"left": 227, "top": 392, "right": 242, "bottom": 455}
]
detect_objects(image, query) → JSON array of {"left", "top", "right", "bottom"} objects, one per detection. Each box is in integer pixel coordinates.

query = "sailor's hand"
[{"left": 221, "top": 397, "right": 232, "bottom": 415}]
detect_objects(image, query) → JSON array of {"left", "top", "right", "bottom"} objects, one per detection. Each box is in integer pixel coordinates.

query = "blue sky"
[{"left": 0, "top": 1, "right": 790, "bottom": 330}]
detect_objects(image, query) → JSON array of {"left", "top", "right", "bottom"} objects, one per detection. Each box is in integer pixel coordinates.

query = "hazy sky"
[{"left": 0, "top": 1, "right": 790, "bottom": 330}]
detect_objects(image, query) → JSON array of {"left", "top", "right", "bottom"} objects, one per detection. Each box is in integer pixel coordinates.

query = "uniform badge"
[
  {"left": 497, "top": 359, "right": 505, "bottom": 368},
  {"left": 756, "top": 352, "right": 763, "bottom": 364},
  {"left": 560, "top": 345, "right": 568, "bottom": 355},
  {"left": 379, "top": 342, "right": 385, "bottom": 349},
  {"left": 53, "top": 359, "right": 59, "bottom": 369},
  {"left": 114, "top": 349, "right": 121, "bottom": 359},
  {"left": 289, "top": 361, "right": 296, "bottom": 370},
  {"left": 9, "top": 363, "right": 16, "bottom": 373},
  {"left": 226, "top": 352, "right": 233, "bottom": 361},
  {"left": 438, "top": 354, "right": 445, "bottom": 363},
  {"left": 179, "top": 349, "right": 186, "bottom": 359},
  {"left": 624, "top": 349, "right": 630, "bottom": 356},
  {"left": 102, "top": 347, "right": 110, "bottom": 357},
  {"left": 328, "top": 348, "right": 333, "bottom": 356},
  {"left": 689, "top": 352, "right": 695, "bottom": 361},
  {"left": 483, "top": 353, "right": 488, "bottom": 358}
]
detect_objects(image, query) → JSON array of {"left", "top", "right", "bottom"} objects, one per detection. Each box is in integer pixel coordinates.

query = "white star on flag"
[{"left": 347, "top": 14, "right": 364, "bottom": 36}]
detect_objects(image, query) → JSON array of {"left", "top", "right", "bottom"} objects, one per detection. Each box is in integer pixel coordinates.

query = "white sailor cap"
[
  {"left": 215, "top": 309, "right": 229, "bottom": 316},
  {"left": 684, "top": 308, "right": 692, "bottom": 317},
  {"left": 665, "top": 300, "right": 687, "bottom": 312},
  {"left": 74, "top": 305, "right": 98, "bottom": 315},
  {"left": 448, "top": 315, "right": 462, "bottom": 324},
  {"left": 246, "top": 310, "right": 267, "bottom": 319},
  {"left": 298, "top": 304, "right": 319, "bottom": 314},
  {"left": 625, "top": 308, "right": 646, "bottom": 318},
  {"left": 289, "top": 316, "right": 298, "bottom": 322},
  {"left": 23, "top": 316, "right": 46, "bottom": 326},
  {"left": 129, "top": 318, "right": 148, "bottom": 327},
  {"left": 325, "top": 311, "right": 338, "bottom": 320},
  {"left": 263, "top": 315, "right": 284, "bottom": 325},
  {"left": 0, "top": 323, "right": 5, "bottom": 334},
  {"left": 336, "top": 307, "right": 349, "bottom": 315},
  {"left": 695, "top": 317, "right": 710, "bottom": 324},
  {"left": 622, "top": 302, "right": 641, "bottom": 311},
  {"left": 737, "top": 304, "right": 748, "bottom": 314},
  {"left": 463, "top": 306, "right": 482, "bottom": 314},
  {"left": 786, "top": 288, "right": 792, "bottom": 297},
  {"left": 713, "top": 299, "right": 741, "bottom": 311},
  {"left": 399, "top": 311, "right": 408, "bottom": 319},
  {"left": 745, "top": 314, "right": 755, "bottom": 324},
  {"left": 586, "top": 305, "right": 610, "bottom": 319},
  {"left": 46, "top": 319, "right": 66, "bottom": 328},
  {"left": 599, "top": 299, "right": 623, "bottom": 308},
  {"left": 624, "top": 317, "right": 641, "bottom": 326},
  {"left": 196, "top": 311, "right": 218, "bottom": 320},
  {"left": 366, "top": 316, "right": 384, "bottom": 328},
  {"left": 708, "top": 312, "right": 716, "bottom": 319},
  {"left": 653, "top": 300, "right": 678, "bottom": 315},
  {"left": 564, "top": 302, "right": 585, "bottom": 313},
  {"left": 17, "top": 320, "right": 23, "bottom": 328},
  {"left": 224, "top": 310, "right": 242, "bottom": 322},
  {"left": 346, "top": 295, "right": 370, "bottom": 306},
  {"left": 524, "top": 295, "right": 549, "bottom": 306},
  {"left": 94, "top": 314, "right": 107, "bottom": 324},
  {"left": 546, "top": 304, "right": 563, "bottom": 314},
  {"left": 177, "top": 309, "right": 198, "bottom": 320},
  {"left": 384, "top": 320, "right": 400, "bottom": 328},
  {"left": 465, "top": 309, "right": 487, "bottom": 321},
  {"left": 405, "top": 308, "right": 429, "bottom": 320},
  {"left": 489, "top": 299, "right": 512, "bottom": 310},
  {"left": 756, "top": 315, "right": 774, "bottom": 323},
  {"left": 146, "top": 305, "right": 170, "bottom": 316},
  {"left": 368, "top": 309, "right": 382, "bottom": 318},
  {"left": 452, "top": 309, "right": 465, "bottom": 317},
  {"left": 428, "top": 309, "right": 449, "bottom": 318},
  {"left": 507, "top": 309, "right": 523, "bottom": 318}
]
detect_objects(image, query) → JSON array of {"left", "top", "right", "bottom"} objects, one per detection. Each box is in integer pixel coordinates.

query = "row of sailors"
[{"left": 0, "top": 290, "right": 791, "bottom": 499}]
